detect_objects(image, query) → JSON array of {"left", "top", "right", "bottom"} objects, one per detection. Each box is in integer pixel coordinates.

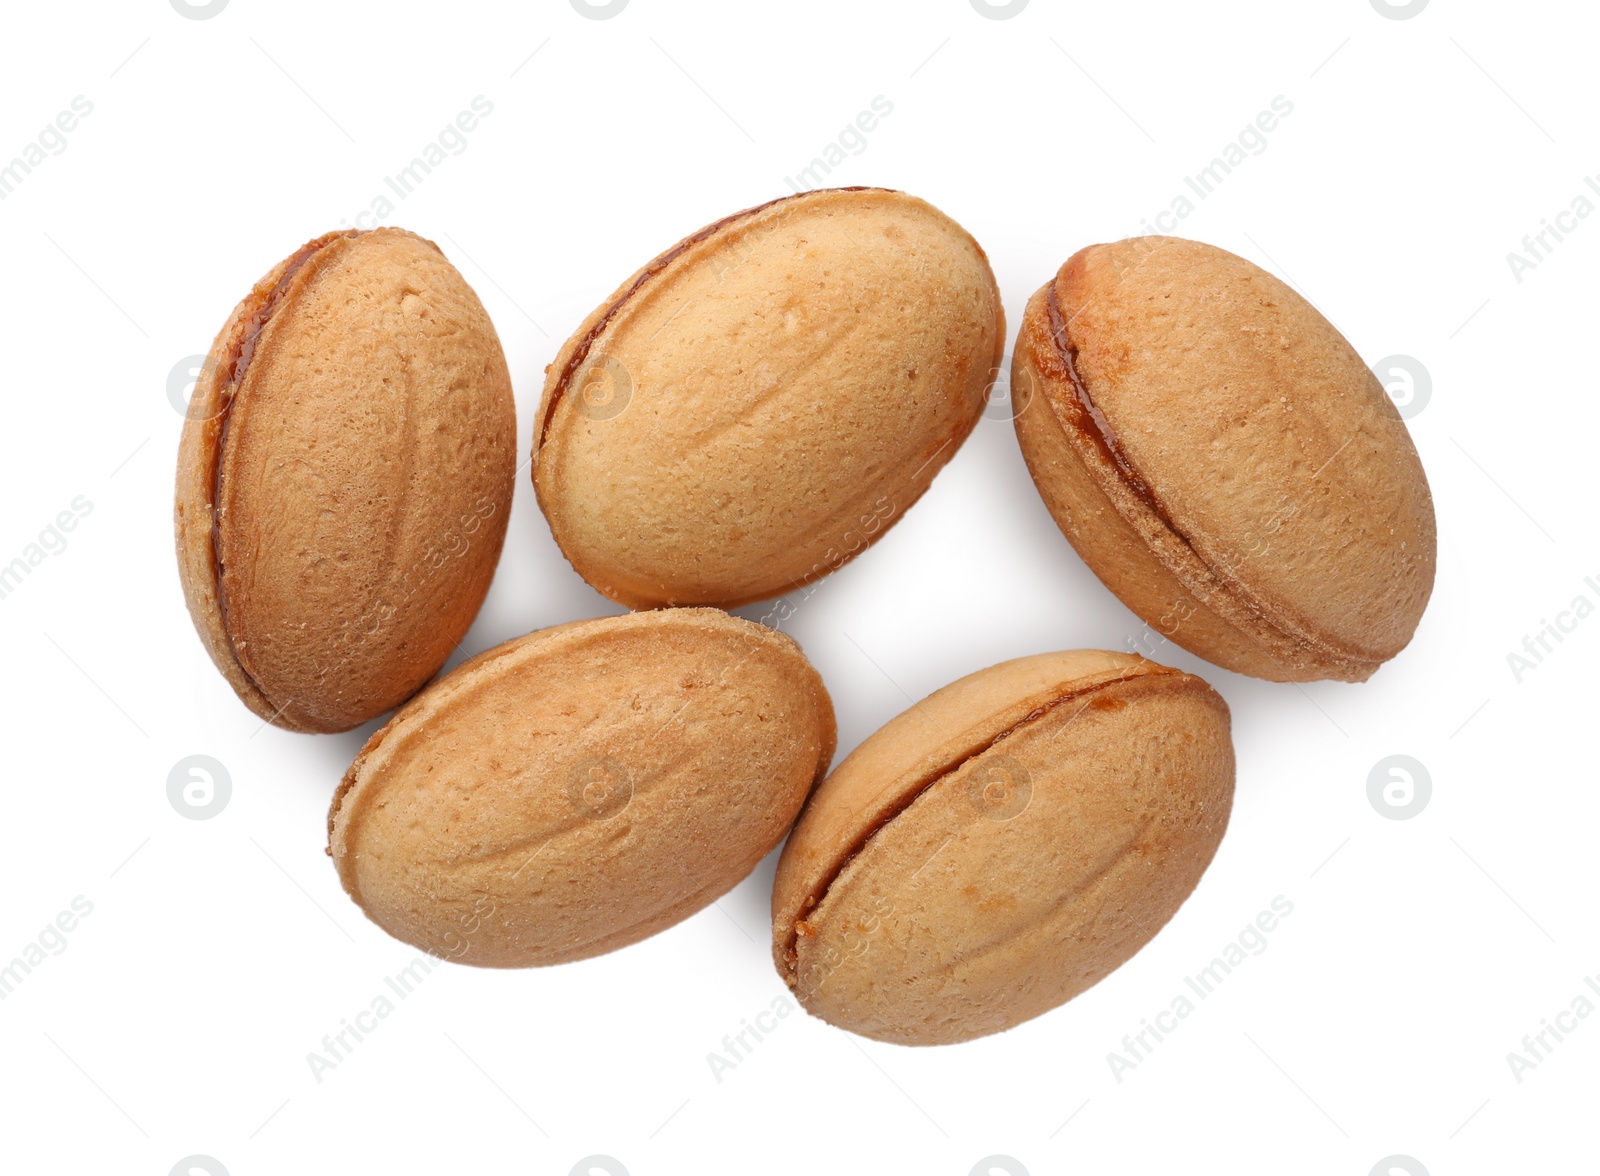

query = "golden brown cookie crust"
[
  {"left": 174, "top": 228, "right": 516, "bottom": 732},
  {"left": 533, "top": 187, "right": 1005, "bottom": 610},
  {"left": 330, "top": 609, "right": 836, "bottom": 967},
  {"left": 1012, "top": 237, "right": 1436, "bottom": 682},
  {"left": 772, "top": 650, "right": 1233, "bottom": 1045}
]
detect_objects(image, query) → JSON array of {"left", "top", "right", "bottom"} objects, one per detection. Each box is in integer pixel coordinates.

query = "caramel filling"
[
  {"left": 780, "top": 667, "right": 1178, "bottom": 980},
  {"left": 535, "top": 186, "right": 887, "bottom": 454},
  {"left": 1042, "top": 282, "right": 1185, "bottom": 536}
]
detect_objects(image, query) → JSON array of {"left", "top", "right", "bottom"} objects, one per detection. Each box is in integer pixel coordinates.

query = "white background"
[{"left": 0, "top": 1, "right": 1593, "bottom": 1173}]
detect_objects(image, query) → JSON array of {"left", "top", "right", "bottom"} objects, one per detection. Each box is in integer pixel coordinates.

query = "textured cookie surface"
[
  {"left": 534, "top": 187, "right": 1004, "bottom": 609},
  {"left": 1012, "top": 236, "right": 1435, "bottom": 682},
  {"left": 330, "top": 609, "right": 835, "bottom": 967},
  {"left": 174, "top": 228, "right": 516, "bottom": 732},
  {"left": 772, "top": 650, "right": 1233, "bottom": 1045}
]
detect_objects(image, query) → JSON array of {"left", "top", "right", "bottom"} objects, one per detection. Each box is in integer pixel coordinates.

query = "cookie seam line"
[
  {"left": 780, "top": 665, "right": 1183, "bottom": 984},
  {"left": 1040, "top": 278, "right": 1377, "bottom": 676}
]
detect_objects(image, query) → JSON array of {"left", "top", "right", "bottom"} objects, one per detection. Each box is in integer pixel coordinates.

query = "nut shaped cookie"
[
  {"left": 533, "top": 187, "right": 1004, "bottom": 610},
  {"left": 1012, "top": 237, "right": 1436, "bottom": 682},
  {"left": 174, "top": 228, "right": 516, "bottom": 733},
  {"left": 773, "top": 650, "right": 1233, "bottom": 1045},
  {"left": 331, "top": 609, "right": 835, "bottom": 967}
]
